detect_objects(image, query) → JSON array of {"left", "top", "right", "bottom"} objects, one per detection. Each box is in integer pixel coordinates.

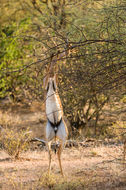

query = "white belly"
[{"left": 46, "top": 94, "right": 62, "bottom": 124}]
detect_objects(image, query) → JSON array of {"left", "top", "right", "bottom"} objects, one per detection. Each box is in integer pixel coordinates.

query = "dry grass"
[
  {"left": 123, "top": 139, "right": 126, "bottom": 163},
  {"left": 0, "top": 102, "right": 46, "bottom": 139},
  {"left": 0, "top": 101, "right": 125, "bottom": 189},
  {"left": 0, "top": 144, "right": 125, "bottom": 190},
  {"left": 0, "top": 110, "right": 22, "bottom": 127},
  {"left": 0, "top": 127, "right": 32, "bottom": 159}
]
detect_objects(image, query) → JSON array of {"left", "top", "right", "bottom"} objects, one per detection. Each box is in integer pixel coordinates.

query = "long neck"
[{"left": 46, "top": 88, "right": 63, "bottom": 124}]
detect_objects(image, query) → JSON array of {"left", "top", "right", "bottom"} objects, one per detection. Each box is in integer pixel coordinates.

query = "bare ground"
[
  {"left": 0, "top": 101, "right": 126, "bottom": 189},
  {"left": 0, "top": 143, "right": 126, "bottom": 190}
]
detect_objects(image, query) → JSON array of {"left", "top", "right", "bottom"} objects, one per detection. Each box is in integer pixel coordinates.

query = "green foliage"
[
  {"left": 0, "top": 18, "right": 32, "bottom": 98},
  {"left": 0, "top": 0, "right": 126, "bottom": 136},
  {"left": 58, "top": 0, "right": 126, "bottom": 135},
  {"left": 108, "top": 121, "right": 126, "bottom": 139},
  {"left": 121, "top": 95, "right": 126, "bottom": 103}
]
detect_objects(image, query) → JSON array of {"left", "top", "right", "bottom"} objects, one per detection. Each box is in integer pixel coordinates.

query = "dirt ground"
[
  {"left": 0, "top": 101, "right": 126, "bottom": 189},
  {"left": 0, "top": 143, "right": 126, "bottom": 190}
]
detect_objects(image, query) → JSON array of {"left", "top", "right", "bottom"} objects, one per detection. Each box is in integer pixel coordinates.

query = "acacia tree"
[
  {"left": 57, "top": 0, "right": 126, "bottom": 136},
  {"left": 0, "top": 0, "right": 126, "bottom": 136}
]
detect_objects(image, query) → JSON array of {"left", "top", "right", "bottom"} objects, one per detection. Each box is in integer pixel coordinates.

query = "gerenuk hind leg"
[
  {"left": 46, "top": 121, "right": 55, "bottom": 175},
  {"left": 56, "top": 120, "right": 68, "bottom": 176}
]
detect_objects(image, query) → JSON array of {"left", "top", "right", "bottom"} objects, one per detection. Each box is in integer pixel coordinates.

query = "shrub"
[
  {"left": 108, "top": 121, "right": 126, "bottom": 140},
  {"left": 0, "top": 127, "right": 32, "bottom": 159}
]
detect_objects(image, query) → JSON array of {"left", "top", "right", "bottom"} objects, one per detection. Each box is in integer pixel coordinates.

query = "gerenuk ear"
[
  {"left": 43, "top": 74, "right": 49, "bottom": 90},
  {"left": 53, "top": 74, "right": 58, "bottom": 89},
  {"left": 43, "top": 62, "right": 51, "bottom": 90}
]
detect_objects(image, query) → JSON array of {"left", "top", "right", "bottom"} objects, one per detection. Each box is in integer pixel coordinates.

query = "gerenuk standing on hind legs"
[{"left": 43, "top": 58, "right": 68, "bottom": 176}]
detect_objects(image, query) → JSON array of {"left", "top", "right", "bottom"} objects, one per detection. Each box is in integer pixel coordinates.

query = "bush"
[
  {"left": 0, "top": 127, "right": 32, "bottom": 159},
  {"left": 107, "top": 121, "right": 126, "bottom": 140}
]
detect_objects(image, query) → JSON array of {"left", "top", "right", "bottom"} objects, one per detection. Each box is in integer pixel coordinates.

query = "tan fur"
[
  {"left": 123, "top": 139, "right": 126, "bottom": 164},
  {"left": 44, "top": 59, "right": 68, "bottom": 176}
]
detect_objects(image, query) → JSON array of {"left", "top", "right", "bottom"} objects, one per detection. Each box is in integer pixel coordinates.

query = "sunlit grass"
[
  {"left": 3, "top": 172, "right": 90, "bottom": 190},
  {"left": 0, "top": 127, "right": 32, "bottom": 159}
]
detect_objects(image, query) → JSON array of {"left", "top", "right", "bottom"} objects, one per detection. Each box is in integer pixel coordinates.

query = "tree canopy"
[{"left": 0, "top": 0, "right": 126, "bottom": 135}]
